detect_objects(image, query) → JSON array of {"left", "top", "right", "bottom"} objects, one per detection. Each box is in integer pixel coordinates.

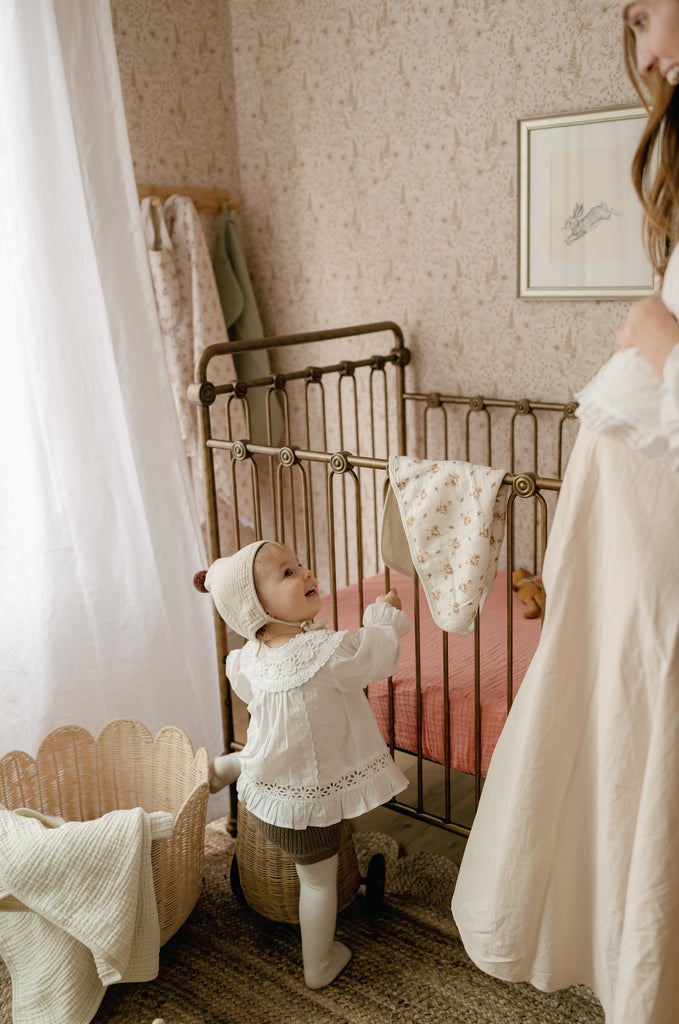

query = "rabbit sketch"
[{"left": 563, "top": 201, "right": 621, "bottom": 245}]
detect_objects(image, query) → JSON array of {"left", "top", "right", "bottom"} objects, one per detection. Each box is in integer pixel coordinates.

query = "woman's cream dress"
[{"left": 452, "top": 250, "right": 679, "bottom": 1024}]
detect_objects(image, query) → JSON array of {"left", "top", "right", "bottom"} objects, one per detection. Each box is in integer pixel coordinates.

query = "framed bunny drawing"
[{"left": 518, "top": 106, "right": 656, "bottom": 298}]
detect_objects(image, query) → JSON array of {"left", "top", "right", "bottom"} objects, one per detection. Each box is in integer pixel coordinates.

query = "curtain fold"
[{"left": 0, "top": 0, "right": 227, "bottom": 814}]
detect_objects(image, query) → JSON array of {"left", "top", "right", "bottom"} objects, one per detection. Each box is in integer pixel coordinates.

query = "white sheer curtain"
[{"left": 0, "top": 0, "right": 227, "bottom": 814}]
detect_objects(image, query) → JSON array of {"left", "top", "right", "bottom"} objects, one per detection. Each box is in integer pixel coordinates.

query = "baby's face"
[{"left": 255, "top": 543, "right": 323, "bottom": 624}]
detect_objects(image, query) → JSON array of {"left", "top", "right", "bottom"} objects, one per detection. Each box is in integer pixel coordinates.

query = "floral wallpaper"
[
  {"left": 112, "top": 0, "right": 640, "bottom": 404},
  {"left": 111, "top": 0, "right": 241, "bottom": 255}
]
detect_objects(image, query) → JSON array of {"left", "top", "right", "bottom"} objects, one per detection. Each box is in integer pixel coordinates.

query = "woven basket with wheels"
[
  {"left": 232, "top": 802, "right": 361, "bottom": 923},
  {"left": 0, "top": 718, "right": 209, "bottom": 945}
]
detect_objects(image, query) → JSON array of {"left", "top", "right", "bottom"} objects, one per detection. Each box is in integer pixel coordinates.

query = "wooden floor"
[{"left": 351, "top": 750, "right": 476, "bottom": 866}]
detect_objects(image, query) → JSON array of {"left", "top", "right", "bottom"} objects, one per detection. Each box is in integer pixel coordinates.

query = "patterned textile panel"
[{"left": 320, "top": 571, "right": 542, "bottom": 777}]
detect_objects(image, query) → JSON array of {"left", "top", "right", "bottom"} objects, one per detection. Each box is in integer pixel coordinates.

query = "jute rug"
[{"left": 0, "top": 820, "right": 604, "bottom": 1024}]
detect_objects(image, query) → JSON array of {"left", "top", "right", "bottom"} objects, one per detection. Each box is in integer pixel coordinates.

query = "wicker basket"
[
  {"left": 233, "top": 802, "right": 361, "bottom": 923},
  {"left": 0, "top": 718, "right": 209, "bottom": 945}
]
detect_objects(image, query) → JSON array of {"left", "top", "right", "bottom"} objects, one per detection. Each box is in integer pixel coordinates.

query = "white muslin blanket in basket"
[
  {"left": 576, "top": 244, "right": 679, "bottom": 471},
  {"left": 0, "top": 806, "right": 174, "bottom": 1024},
  {"left": 382, "top": 456, "right": 508, "bottom": 636}
]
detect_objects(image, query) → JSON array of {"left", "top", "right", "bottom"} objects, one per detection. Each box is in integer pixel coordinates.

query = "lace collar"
[{"left": 240, "top": 628, "right": 347, "bottom": 692}]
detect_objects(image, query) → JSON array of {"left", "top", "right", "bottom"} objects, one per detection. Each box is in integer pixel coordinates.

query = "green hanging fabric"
[{"left": 213, "top": 204, "right": 284, "bottom": 444}]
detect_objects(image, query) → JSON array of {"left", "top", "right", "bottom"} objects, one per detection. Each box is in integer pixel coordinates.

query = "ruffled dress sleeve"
[
  {"left": 575, "top": 256, "right": 679, "bottom": 470},
  {"left": 325, "top": 602, "right": 410, "bottom": 693},
  {"left": 225, "top": 647, "right": 252, "bottom": 705},
  {"left": 575, "top": 242, "right": 679, "bottom": 471}
]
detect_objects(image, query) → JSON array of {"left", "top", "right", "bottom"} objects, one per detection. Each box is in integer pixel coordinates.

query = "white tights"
[
  {"left": 211, "top": 757, "right": 352, "bottom": 987},
  {"left": 295, "top": 854, "right": 352, "bottom": 989}
]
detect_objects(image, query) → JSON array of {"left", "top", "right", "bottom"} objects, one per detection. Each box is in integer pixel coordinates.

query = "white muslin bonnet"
[{"left": 202, "top": 540, "right": 327, "bottom": 641}]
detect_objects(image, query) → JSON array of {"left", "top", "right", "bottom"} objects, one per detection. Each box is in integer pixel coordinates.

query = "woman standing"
[{"left": 452, "top": 4, "right": 679, "bottom": 1022}]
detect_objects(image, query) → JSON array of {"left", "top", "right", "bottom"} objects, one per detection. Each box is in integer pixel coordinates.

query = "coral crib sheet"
[{"left": 322, "top": 571, "right": 542, "bottom": 776}]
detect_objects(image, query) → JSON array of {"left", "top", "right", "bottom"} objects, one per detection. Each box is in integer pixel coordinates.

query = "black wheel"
[
  {"left": 230, "top": 852, "right": 246, "bottom": 903},
  {"left": 365, "top": 853, "right": 386, "bottom": 915}
]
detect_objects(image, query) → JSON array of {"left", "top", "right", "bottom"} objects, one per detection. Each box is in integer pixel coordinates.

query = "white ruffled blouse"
[
  {"left": 225, "top": 602, "right": 410, "bottom": 829},
  {"left": 576, "top": 245, "right": 679, "bottom": 471}
]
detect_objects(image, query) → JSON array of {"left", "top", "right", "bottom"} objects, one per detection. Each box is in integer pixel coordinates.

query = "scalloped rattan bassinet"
[{"left": 0, "top": 718, "right": 209, "bottom": 944}]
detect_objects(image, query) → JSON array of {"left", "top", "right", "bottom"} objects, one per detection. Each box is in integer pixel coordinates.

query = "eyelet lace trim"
[
  {"left": 241, "top": 629, "right": 347, "bottom": 691},
  {"left": 240, "top": 751, "right": 396, "bottom": 804}
]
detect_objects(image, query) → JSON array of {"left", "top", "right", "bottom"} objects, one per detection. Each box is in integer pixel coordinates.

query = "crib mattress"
[{"left": 321, "top": 570, "right": 541, "bottom": 776}]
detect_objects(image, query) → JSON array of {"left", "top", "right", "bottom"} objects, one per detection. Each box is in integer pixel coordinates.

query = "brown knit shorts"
[{"left": 250, "top": 812, "right": 343, "bottom": 865}]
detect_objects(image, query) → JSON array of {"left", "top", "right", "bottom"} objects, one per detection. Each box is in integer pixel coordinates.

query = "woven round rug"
[{"left": 0, "top": 819, "right": 604, "bottom": 1024}]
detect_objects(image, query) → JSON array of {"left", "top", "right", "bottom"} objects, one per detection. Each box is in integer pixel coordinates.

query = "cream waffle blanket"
[
  {"left": 0, "top": 806, "right": 174, "bottom": 1024},
  {"left": 382, "top": 456, "right": 508, "bottom": 636}
]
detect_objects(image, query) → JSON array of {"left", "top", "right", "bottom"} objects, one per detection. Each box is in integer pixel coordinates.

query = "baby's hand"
[{"left": 376, "top": 588, "right": 401, "bottom": 610}]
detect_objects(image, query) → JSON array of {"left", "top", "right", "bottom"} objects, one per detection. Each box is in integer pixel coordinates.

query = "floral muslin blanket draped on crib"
[{"left": 382, "top": 456, "right": 508, "bottom": 636}]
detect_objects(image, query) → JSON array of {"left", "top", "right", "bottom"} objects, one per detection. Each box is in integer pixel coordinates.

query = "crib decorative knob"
[
  {"left": 426, "top": 392, "right": 442, "bottom": 408},
  {"left": 278, "top": 446, "right": 297, "bottom": 467},
  {"left": 469, "top": 395, "right": 485, "bottom": 412},
  {"left": 564, "top": 401, "right": 579, "bottom": 418},
  {"left": 392, "top": 346, "right": 411, "bottom": 366},
  {"left": 232, "top": 440, "right": 250, "bottom": 461},
  {"left": 330, "top": 451, "right": 351, "bottom": 474},
  {"left": 306, "top": 366, "right": 323, "bottom": 383},
  {"left": 514, "top": 399, "right": 531, "bottom": 415},
  {"left": 186, "top": 380, "right": 216, "bottom": 406},
  {"left": 513, "top": 473, "right": 537, "bottom": 497}
]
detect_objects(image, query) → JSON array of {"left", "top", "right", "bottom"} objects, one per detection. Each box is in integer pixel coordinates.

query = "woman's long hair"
[{"left": 624, "top": 25, "right": 679, "bottom": 276}]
